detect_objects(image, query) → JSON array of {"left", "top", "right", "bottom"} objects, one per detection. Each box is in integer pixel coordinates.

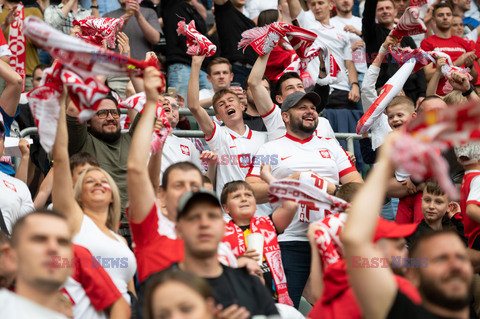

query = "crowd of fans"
[{"left": 1, "top": 0, "right": 480, "bottom": 318}]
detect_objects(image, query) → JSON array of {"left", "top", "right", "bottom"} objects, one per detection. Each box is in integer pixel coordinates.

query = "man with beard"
[
  {"left": 246, "top": 91, "right": 363, "bottom": 308},
  {"left": 342, "top": 133, "right": 474, "bottom": 319},
  {"left": 0, "top": 210, "right": 73, "bottom": 318},
  {"left": 67, "top": 93, "right": 137, "bottom": 225},
  {"left": 421, "top": 2, "right": 479, "bottom": 96}
]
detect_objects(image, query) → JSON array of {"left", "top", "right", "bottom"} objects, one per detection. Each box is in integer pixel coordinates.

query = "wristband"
[
  {"left": 333, "top": 185, "right": 340, "bottom": 196},
  {"left": 91, "top": 5, "right": 99, "bottom": 8},
  {"left": 462, "top": 84, "right": 475, "bottom": 97},
  {"left": 379, "top": 46, "right": 388, "bottom": 54},
  {"left": 351, "top": 82, "right": 359, "bottom": 87}
]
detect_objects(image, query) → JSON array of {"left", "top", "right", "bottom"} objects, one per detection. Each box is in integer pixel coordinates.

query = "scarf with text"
[
  {"left": 8, "top": 3, "right": 26, "bottom": 92},
  {"left": 390, "top": 6, "right": 427, "bottom": 37},
  {"left": 313, "top": 212, "right": 347, "bottom": 269},
  {"left": 223, "top": 217, "right": 293, "bottom": 306}
]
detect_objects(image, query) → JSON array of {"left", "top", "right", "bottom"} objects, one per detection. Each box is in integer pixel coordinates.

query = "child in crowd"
[
  {"left": 407, "top": 179, "right": 467, "bottom": 247},
  {"left": 384, "top": 96, "right": 416, "bottom": 131},
  {"left": 220, "top": 180, "right": 298, "bottom": 305},
  {"left": 456, "top": 142, "right": 480, "bottom": 250}
]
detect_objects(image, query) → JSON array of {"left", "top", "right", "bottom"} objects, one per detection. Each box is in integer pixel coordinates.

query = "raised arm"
[
  {"left": 147, "top": 119, "right": 165, "bottom": 190},
  {"left": 248, "top": 52, "right": 276, "bottom": 116},
  {"left": 0, "top": 58, "right": 22, "bottom": 117},
  {"left": 52, "top": 93, "right": 85, "bottom": 234},
  {"left": 342, "top": 134, "right": 399, "bottom": 319},
  {"left": 187, "top": 55, "right": 215, "bottom": 138},
  {"left": 126, "top": 67, "right": 163, "bottom": 224},
  {"left": 286, "top": 0, "right": 303, "bottom": 20}
]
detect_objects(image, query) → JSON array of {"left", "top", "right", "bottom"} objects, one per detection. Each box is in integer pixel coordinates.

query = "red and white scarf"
[
  {"left": 390, "top": 6, "right": 427, "bottom": 37},
  {"left": 176, "top": 20, "right": 216, "bottom": 57},
  {"left": 223, "top": 217, "right": 293, "bottom": 306},
  {"left": 119, "top": 92, "right": 172, "bottom": 154},
  {"left": 392, "top": 100, "right": 480, "bottom": 199},
  {"left": 238, "top": 23, "right": 284, "bottom": 56},
  {"left": 269, "top": 177, "right": 350, "bottom": 222},
  {"left": 8, "top": 3, "right": 26, "bottom": 92},
  {"left": 24, "top": 17, "right": 162, "bottom": 152},
  {"left": 72, "top": 17, "right": 124, "bottom": 49},
  {"left": 356, "top": 58, "right": 416, "bottom": 135},
  {"left": 312, "top": 212, "right": 347, "bottom": 269}
]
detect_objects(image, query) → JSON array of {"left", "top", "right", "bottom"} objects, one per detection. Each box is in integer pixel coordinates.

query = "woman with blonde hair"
[{"left": 52, "top": 92, "right": 137, "bottom": 305}]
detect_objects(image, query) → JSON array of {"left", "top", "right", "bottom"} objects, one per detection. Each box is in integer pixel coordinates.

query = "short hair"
[
  {"left": 220, "top": 180, "right": 255, "bottom": 205},
  {"left": 433, "top": 2, "right": 453, "bottom": 16},
  {"left": 409, "top": 230, "right": 463, "bottom": 259},
  {"left": 144, "top": 269, "right": 213, "bottom": 319},
  {"left": 212, "top": 88, "right": 240, "bottom": 111},
  {"left": 10, "top": 209, "right": 68, "bottom": 248},
  {"left": 161, "top": 162, "right": 203, "bottom": 190},
  {"left": 73, "top": 167, "right": 121, "bottom": 233},
  {"left": 377, "top": 0, "right": 396, "bottom": 8},
  {"left": 443, "top": 90, "right": 468, "bottom": 105},
  {"left": 69, "top": 152, "right": 99, "bottom": 175},
  {"left": 385, "top": 96, "right": 415, "bottom": 113},
  {"left": 32, "top": 64, "right": 49, "bottom": 76},
  {"left": 102, "top": 91, "right": 120, "bottom": 107},
  {"left": 416, "top": 95, "right": 443, "bottom": 113},
  {"left": 276, "top": 72, "right": 302, "bottom": 96},
  {"left": 423, "top": 179, "right": 446, "bottom": 197},
  {"left": 258, "top": 9, "right": 280, "bottom": 27},
  {"left": 206, "top": 57, "right": 232, "bottom": 76},
  {"left": 336, "top": 182, "right": 363, "bottom": 203}
]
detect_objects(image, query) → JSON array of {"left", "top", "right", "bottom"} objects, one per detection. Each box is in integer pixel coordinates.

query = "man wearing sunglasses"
[{"left": 66, "top": 92, "right": 138, "bottom": 234}]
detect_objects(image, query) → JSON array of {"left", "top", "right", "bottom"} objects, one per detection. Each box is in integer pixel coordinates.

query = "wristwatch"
[{"left": 462, "top": 84, "right": 475, "bottom": 97}]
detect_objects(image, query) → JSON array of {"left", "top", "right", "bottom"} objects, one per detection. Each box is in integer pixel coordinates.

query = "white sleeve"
[
  {"left": 467, "top": 175, "right": 480, "bottom": 204},
  {"left": 343, "top": 36, "right": 353, "bottom": 61},
  {"left": 261, "top": 105, "right": 287, "bottom": 141},
  {"left": 361, "top": 65, "right": 380, "bottom": 113},
  {"left": 205, "top": 121, "right": 225, "bottom": 152},
  {"left": 317, "top": 118, "right": 336, "bottom": 139},
  {"left": 326, "top": 139, "right": 357, "bottom": 179},
  {"left": 18, "top": 180, "right": 34, "bottom": 218}
]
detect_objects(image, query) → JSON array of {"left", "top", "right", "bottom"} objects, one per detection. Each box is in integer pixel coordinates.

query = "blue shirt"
[{"left": 79, "top": 0, "right": 121, "bottom": 17}]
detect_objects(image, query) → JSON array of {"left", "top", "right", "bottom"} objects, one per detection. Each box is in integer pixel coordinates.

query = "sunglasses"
[{"left": 96, "top": 109, "right": 120, "bottom": 119}]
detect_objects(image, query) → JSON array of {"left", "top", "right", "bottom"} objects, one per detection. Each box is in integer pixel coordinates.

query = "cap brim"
[
  {"left": 177, "top": 191, "right": 220, "bottom": 221},
  {"left": 373, "top": 218, "right": 418, "bottom": 242}
]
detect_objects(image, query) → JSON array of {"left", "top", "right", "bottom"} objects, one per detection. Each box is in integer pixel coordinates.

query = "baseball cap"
[
  {"left": 280, "top": 91, "right": 321, "bottom": 113},
  {"left": 177, "top": 188, "right": 221, "bottom": 221},
  {"left": 373, "top": 217, "right": 418, "bottom": 242}
]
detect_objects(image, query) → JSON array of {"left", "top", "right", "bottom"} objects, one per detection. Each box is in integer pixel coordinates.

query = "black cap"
[
  {"left": 280, "top": 91, "right": 321, "bottom": 113},
  {"left": 177, "top": 188, "right": 221, "bottom": 221}
]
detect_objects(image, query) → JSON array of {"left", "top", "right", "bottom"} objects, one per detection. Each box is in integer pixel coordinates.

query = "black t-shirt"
[
  {"left": 206, "top": 264, "right": 278, "bottom": 316},
  {"left": 242, "top": 111, "right": 266, "bottom": 132},
  {"left": 161, "top": 0, "right": 207, "bottom": 66},
  {"left": 214, "top": 0, "right": 257, "bottom": 65},
  {"left": 388, "top": 290, "right": 462, "bottom": 319}
]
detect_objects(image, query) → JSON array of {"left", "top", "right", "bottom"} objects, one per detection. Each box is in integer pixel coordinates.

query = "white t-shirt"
[
  {"left": 330, "top": 15, "right": 367, "bottom": 74},
  {"left": 297, "top": 10, "right": 353, "bottom": 92},
  {"left": 0, "top": 289, "right": 68, "bottom": 319},
  {"left": 261, "top": 104, "right": 336, "bottom": 141},
  {"left": 244, "top": 0, "right": 277, "bottom": 20},
  {"left": 205, "top": 122, "right": 271, "bottom": 216},
  {"left": 467, "top": 171, "right": 480, "bottom": 203},
  {"left": 73, "top": 215, "right": 137, "bottom": 305},
  {"left": 0, "top": 171, "right": 34, "bottom": 233},
  {"left": 160, "top": 134, "right": 204, "bottom": 181},
  {"left": 247, "top": 134, "right": 356, "bottom": 242}
]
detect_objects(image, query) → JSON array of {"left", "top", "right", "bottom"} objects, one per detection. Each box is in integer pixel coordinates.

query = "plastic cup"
[
  {"left": 230, "top": 82, "right": 242, "bottom": 88},
  {"left": 246, "top": 233, "right": 264, "bottom": 265}
]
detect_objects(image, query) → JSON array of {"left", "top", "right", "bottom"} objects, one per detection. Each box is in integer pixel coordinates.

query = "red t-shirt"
[
  {"left": 395, "top": 193, "right": 424, "bottom": 224},
  {"left": 128, "top": 203, "right": 184, "bottom": 282},
  {"left": 421, "top": 35, "right": 476, "bottom": 96}
]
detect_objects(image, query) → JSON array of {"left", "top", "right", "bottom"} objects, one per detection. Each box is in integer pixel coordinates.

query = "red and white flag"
[
  {"left": 177, "top": 20, "right": 216, "bottom": 57},
  {"left": 391, "top": 6, "right": 427, "bottom": 37},
  {"left": 73, "top": 17, "right": 124, "bottom": 49},
  {"left": 357, "top": 58, "right": 416, "bottom": 134}
]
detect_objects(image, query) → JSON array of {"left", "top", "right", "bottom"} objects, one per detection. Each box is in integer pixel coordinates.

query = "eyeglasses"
[{"left": 96, "top": 109, "right": 120, "bottom": 119}]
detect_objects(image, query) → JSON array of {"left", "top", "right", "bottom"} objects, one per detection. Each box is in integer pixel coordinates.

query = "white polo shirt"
[
  {"left": 261, "top": 104, "right": 336, "bottom": 141},
  {"left": 205, "top": 122, "right": 271, "bottom": 216},
  {"left": 247, "top": 134, "right": 356, "bottom": 241},
  {"left": 0, "top": 171, "right": 34, "bottom": 234},
  {"left": 297, "top": 10, "right": 353, "bottom": 92},
  {"left": 160, "top": 134, "right": 204, "bottom": 181}
]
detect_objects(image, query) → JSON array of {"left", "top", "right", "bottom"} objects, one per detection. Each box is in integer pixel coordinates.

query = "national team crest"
[
  {"left": 3, "top": 180, "right": 17, "bottom": 192},
  {"left": 238, "top": 154, "right": 252, "bottom": 168},
  {"left": 180, "top": 145, "right": 190, "bottom": 156},
  {"left": 319, "top": 150, "right": 331, "bottom": 158}
]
